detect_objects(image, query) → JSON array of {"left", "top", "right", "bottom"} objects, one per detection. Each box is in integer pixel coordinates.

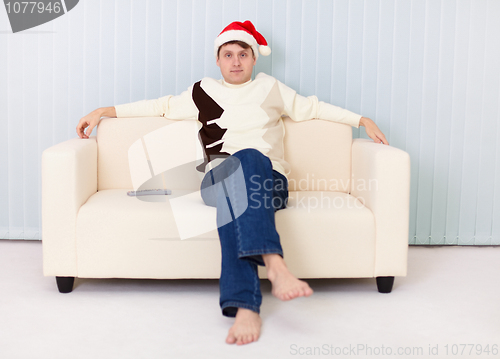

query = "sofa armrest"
[
  {"left": 351, "top": 138, "right": 411, "bottom": 277},
  {"left": 42, "top": 136, "right": 98, "bottom": 276}
]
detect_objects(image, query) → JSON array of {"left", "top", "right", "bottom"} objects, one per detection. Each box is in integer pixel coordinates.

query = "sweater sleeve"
[
  {"left": 277, "top": 80, "right": 361, "bottom": 128},
  {"left": 114, "top": 86, "right": 198, "bottom": 120}
]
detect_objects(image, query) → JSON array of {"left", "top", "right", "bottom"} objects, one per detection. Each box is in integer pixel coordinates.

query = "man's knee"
[
  {"left": 233, "top": 148, "right": 261, "bottom": 158},
  {"left": 232, "top": 148, "right": 271, "bottom": 168}
]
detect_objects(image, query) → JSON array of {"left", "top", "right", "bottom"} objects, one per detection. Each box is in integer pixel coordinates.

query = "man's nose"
[{"left": 232, "top": 57, "right": 241, "bottom": 66}]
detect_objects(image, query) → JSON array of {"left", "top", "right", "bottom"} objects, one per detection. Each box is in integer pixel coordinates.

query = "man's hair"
[{"left": 217, "top": 40, "right": 255, "bottom": 58}]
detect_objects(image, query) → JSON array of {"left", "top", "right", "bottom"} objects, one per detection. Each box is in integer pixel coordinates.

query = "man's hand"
[
  {"left": 76, "top": 106, "right": 117, "bottom": 139},
  {"left": 359, "top": 117, "right": 389, "bottom": 145}
]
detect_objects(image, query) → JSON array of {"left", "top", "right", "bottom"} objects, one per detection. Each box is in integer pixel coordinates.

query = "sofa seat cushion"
[
  {"left": 270, "top": 191, "right": 376, "bottom": 278},
  {"left": 75, "top": 189, "right": 221, "bottom": 278},
  {"left": 76, "top": 190, "right": 375, "bottom": 279}
]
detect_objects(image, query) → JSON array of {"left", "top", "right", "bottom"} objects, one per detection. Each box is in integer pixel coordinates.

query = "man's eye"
[{"left": 225, "top": 54, "right": 231, "bottom": 58}]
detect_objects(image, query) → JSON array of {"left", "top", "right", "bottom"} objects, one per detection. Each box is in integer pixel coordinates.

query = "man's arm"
[
  {"left": 76, "top": 106, "right": 116, "bottom": 139},
  {"left": 76, "top": 86, "right": 199, "bottom": 139},
  {"left": 276, "top": 80, "right": 389, "bottom": 145},
  {"left": 359, "top": 117, "right": 389, "bottom": 145}
]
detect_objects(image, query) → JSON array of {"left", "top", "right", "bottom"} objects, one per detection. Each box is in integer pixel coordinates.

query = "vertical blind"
[{"left": 0, "top": 0, "right": 499, "bottom": 244}]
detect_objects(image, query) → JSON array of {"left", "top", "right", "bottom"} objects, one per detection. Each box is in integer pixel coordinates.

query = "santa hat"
[{"left": 214, "top": 20, "right": 271, "bottom": 59}]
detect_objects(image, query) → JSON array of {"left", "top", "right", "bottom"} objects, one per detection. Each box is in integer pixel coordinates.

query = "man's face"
[{"left": 216, "top": 43, "right": 256, "bottom": 85}]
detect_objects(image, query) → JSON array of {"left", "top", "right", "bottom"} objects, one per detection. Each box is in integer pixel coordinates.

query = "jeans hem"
[
  {"left": 239, "top": 249, "right": 283, "bottom": 266},
  {"left": 221, "top": 302, "right": 260, "bottom": 318}
]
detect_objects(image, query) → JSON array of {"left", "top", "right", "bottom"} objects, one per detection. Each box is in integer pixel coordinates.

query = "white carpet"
[{"left": 1, "top": 240, "right": 499, "bottom": 359}]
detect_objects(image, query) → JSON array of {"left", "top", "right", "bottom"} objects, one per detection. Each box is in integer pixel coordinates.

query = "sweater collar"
[{"left": 221, "top": 78, "right": 253, "bottom": 88}]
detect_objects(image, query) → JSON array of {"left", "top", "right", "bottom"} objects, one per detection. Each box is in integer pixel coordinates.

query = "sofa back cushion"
[
  {"left": 96, "top": 117, "right": 352, "bottom": 192},
  {"left": 283, "top": 118, "right": 352, "bottom": 192}
]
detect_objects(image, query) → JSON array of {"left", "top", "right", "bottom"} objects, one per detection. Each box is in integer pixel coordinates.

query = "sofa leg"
[
  {"left": 376, "top": 276, "right": 394, "bottom": 293},
  {"left": 56, "top": 276, "right": 75, "bottom": 293}
]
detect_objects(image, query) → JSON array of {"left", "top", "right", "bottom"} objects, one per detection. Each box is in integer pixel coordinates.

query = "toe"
[
  {"left": 236, "top": 336, "right": 244, "bottom": 345},
  {"left": 226, "top": 333, "right": 237, "bottom": 344}
]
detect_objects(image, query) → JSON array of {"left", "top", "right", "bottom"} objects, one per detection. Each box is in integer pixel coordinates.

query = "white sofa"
[{"left": 42, "top": 116, "right": 411, "bottom": 294}]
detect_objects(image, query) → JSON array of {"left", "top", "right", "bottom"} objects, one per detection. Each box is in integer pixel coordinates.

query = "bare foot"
[
  {"left": 226, "top": 308, "right": 262, "bottom": 345},
  {"left": 262, "top": 253, "right": 313, "bottom": 301}
]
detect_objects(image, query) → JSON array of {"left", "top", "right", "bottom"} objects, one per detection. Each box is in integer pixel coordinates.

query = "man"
[{"left": 76, "top": 21, "right": 388, "bottom": 346}]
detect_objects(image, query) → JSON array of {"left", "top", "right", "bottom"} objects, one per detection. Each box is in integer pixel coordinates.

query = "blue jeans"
[{"left": 200, "top": 148, "right": 289, "bottom": 317}]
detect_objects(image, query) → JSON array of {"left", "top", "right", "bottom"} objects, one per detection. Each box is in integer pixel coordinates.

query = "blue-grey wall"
[{"left": 1, "top": 0, "right": 499, "bottom": 244}]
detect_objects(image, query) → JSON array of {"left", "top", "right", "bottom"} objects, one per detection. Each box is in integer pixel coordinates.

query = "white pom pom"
[{"left": 259, "top": 45, "right": 271, "bottom": 56}]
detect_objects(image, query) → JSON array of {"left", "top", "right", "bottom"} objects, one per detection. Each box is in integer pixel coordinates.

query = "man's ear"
[{"left": 216, "top": 56, "right": 220, "bottom": 67}]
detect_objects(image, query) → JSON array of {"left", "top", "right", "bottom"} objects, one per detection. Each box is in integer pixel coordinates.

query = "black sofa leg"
[
  {"left": 56, "top": 276, "right": 75, "bottom": 293},
  {"left": 376, "top": 276, "right": 394, "bottom": 293}
]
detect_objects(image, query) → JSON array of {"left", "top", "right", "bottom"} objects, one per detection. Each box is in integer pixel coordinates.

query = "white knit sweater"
[{"left": 114, "top": 72, "right": 361, "bottom": 178}]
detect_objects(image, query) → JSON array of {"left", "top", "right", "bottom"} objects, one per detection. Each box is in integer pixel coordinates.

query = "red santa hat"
[{"left": 214, "top": 20, "right": 271, "bottom": 59}]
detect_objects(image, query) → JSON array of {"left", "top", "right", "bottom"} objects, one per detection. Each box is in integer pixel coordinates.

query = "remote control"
[{"left": 127, "top": 189, "right": 172, "bottom": 196}]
